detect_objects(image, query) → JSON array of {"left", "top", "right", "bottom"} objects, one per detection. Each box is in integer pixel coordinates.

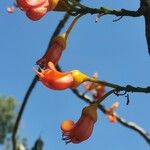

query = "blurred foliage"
[
  {"left": 31, "top": 137, "right": 44, "bottom": 150},
  {"left": 0, "top": 96, "right": 17, "bottom": 144}
]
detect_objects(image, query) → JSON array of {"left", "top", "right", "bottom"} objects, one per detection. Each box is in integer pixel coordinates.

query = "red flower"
[
  {"left": 16, "top": 0, "right": 68, "bottom": 20},
  {"left": 36, "top": 33, "right": 66, "bottom": 68},
  {"left": 60, "top": 103, "right": 98, "bottom": 144},
  {"left": 16, "top": 0, "right": 50, "bottom": 20},
  {"left": 35, "top": 61, "right": 89, "bottom": 90}
]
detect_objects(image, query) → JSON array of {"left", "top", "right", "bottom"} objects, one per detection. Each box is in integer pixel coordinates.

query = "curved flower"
[
  {"left": 35, "top": 61, "right": 89, "bottom": 90},
  {"left": 60, "top": 103, "right": 98, "bottom": 144},
  {"left": 16, "top": 0, "right": 68, "bottom": 20},
  {"left": 36, "top": 33, "right": 67, "bottom": 68}
]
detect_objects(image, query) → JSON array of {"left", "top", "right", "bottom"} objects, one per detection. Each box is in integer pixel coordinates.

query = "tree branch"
[
  {"left": 87, "top": 78, "right": 150, "bottom": 93},
  {"left": 64, "top": 0, "right": 144, "bottom": 17},
  {"left": 116, "top": 114, "right": 150, "bottom": 144}
]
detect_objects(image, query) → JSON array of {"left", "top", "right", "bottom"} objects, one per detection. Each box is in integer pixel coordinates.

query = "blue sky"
[{"left": 1, "top": 0, "right": 150, "bottom": 150}]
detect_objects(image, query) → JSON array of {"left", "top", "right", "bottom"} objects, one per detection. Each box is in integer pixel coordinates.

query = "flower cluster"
[
  {"left": 83, "top": 72, "right": 105, "bottom": 100},
  {"left": 8, "top": 3, "right": 119, "bottom": 143}
]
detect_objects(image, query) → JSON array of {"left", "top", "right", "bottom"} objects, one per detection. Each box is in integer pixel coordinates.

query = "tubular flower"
[
  {"left": 60, "top": 103, "right": 98, "bottom": 144},
  {"left": 105, "top": 102, "right": 119, "bottom": 123},
  {"left": 36, "top": 33, "right": 67, "bottom": 68},
  {"left": 35, "top": 61, "right": 89, "bottom": 90},
  {"left": 35, "top": 61, "right": 74, "bottom": 90},
  {"left": 16, "top": 0, "right": 68, "bottom": 20}
]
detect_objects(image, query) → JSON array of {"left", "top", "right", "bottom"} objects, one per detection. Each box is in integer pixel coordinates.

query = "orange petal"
[
  {"left": 26, "top": 0, "right": 46, "bottom": 7},
  {"left": 107, "top": 115, "right": 117, "bottom": 123},
  {"left": 61, "top": 120, "right": 75, "bottom": 132},
  {"left": 111, "top": 102, "right": 119, "bottom": 110},
  {"left": 26, "top": 6, "right": 48, "bottom": 21},
  {"left": 50, "top": 74, "right": 74, "bottom": 90},
  {"left": 47, "top": 61, "right": 57, "bottom": 71}
]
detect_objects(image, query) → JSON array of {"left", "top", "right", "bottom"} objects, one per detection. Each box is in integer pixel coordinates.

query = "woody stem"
[
  {"left": 66, "top": 14, "right": 83, "bottom": 37},
  {"left": 87, "top": 78, "right": 150, "bottom": 93},
  {"left": 87, "top": 78, "right": 122, "bottom": 89}
]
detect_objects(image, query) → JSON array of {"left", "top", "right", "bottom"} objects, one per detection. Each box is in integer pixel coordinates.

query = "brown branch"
[
  {"left": 116, "top": 114, "right": 150, "bottom": 144},
  {"left": 12, "top": 76, "right": 38, "bottom": 150},
  {"left": 64, "top": 0, "right": 144, "bottom": 17},
  {"left": 140, "top": 0, "right": 150, "bottom": 54},
  {"left": 87, "top": 78, "right": 150, "bottom": 93},
  {"left": 12, "top": 13, "right": 70, "bottom": 150},
  {"left": 77, "top": 7, "right": 143, "bottom": 17}
]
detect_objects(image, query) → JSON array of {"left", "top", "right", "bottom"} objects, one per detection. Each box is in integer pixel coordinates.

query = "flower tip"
[
  {"left": 111, "top": 101, "right": 119, "bottom": 110},
  {"left": 108, "top": 115, "right": 117, "bottom": 123},
  {"left": 47, "top": 61, "right": 57, "bottom": 70},
  {"left": 60, "top": 120, "right": 74, "bottom": 132}
]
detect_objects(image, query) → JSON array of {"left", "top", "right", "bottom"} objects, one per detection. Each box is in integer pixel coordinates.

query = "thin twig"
[
  {"left": 87, "top": 78, "right": 150, "bottom": 93},
  {"left": 64, "top": 0, "right": 144, "bottom": 17}
]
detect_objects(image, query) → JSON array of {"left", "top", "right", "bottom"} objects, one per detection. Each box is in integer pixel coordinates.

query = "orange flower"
[
  {"left": 60, "top": 103, "right": 98, "bottom": 144},
  {"left": 36, "top": 33, "right": 67, "bottom": 68},
  {"left": 35, "top": 61, "right": 74, "bottom": 90},
  {"left": 105, "top": 102, "right": 119, "bottom": 123},
  {"left": 16, "top": 0, "right": 68, "bottom": 20},
  {"left": 35, "top": 61, "right": 89, "bottom": 90}
]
